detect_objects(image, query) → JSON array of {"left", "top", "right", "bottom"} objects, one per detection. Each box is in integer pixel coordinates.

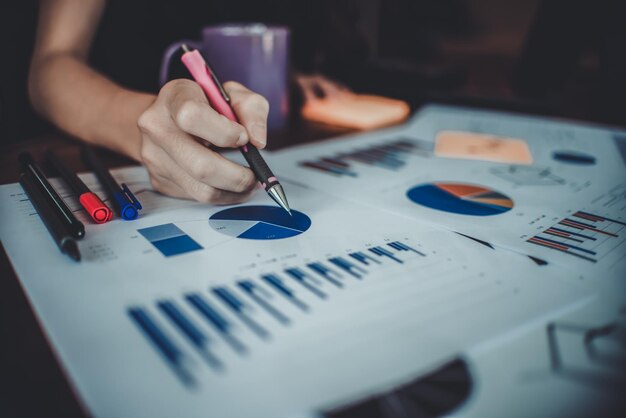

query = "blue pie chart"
[{"left": 209, "top": 205, "right": 311, "bottom": 240}]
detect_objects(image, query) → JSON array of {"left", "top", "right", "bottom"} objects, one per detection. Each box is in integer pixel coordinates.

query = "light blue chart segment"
[
  {"left": 138, "top": 223, "right": 203, "bottom": 257},
  {"left": 209, "top": 205, "right": 312, "bottom": 240}
]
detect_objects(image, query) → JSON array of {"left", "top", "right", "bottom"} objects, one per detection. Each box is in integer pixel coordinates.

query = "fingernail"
[
  {"left": 236, "top": 130, "right": 248, "bottom": 146},
  {"left": 251, "top": 123, "right": 267, "bottom": 147}
]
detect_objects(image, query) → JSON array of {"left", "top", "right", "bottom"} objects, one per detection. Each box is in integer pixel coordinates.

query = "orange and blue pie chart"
[{"left": 407, "top": 182, "right": 514, "bottom": 216}]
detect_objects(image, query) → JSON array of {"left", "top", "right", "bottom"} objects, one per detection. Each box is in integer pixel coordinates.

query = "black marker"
[
  {"left": 45, "top": 149, "right": 113, "bottom": 224},
  {"left": 19, "top": 153, "right": 82, "bottom": 261}
]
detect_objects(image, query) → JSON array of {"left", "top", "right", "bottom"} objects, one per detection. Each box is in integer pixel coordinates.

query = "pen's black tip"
[{"left": 62, "top": 239, "right": 81, "bottom": 262}]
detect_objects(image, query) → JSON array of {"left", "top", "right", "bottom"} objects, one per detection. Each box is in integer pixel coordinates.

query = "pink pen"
[{"left": 180, "top": 44, "right": 291, "bottom": 215}]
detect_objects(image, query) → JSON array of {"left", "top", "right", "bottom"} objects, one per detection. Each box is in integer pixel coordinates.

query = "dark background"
[
  {"left": 1, "top": 1, "right": 625, "bottom": 417},
  {"left": 1, "top": 0, "right": 625, "bottom": 147}
]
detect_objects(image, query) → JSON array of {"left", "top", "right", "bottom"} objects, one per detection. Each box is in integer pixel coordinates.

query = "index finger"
[
  {"left": 224, "top": 81, "right": 270, "bottom": 149},
  {"left": 164, "top": 79, "right": 249, "bottom": 148}
]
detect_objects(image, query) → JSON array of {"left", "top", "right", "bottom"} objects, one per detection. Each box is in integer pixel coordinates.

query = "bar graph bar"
[
  {"left": 212, "top": 287, "right": 269, "bottom": 340},
  {"left": 349, "top": 251, "right": 381, "bottom": 265},
  {"left": 298, "top": 138, "right": 430, "bottom": 177},
  {"left": 387, "top": 241, "right": 426, "bottom": 256},
  {"left": 138, "top": 223, "right": 203, "bottom": 257},
  {"left": 306, "top": 262, "right": 344, "bottom": 287},
  {"left": 542, "top": 227, "right": 596, "bottom": 243},
  {"left": 261, "top": 274, "right": 309, "bottom": 312},
  {"left": 185, "top": 293, "right": 246, "bottom": 354},
  {"left": 328, "top": 257, "right": 367, "bottom": 279},
  {"left": 559, "top": 218, "right": 618, "bottom": 237},
  {"left": 157, "top": 300, "right": 222, "bottom": 370},
  {"left": 369, "top": 246, "right": 403, "bottom": 263},
  {"left": 527, "top": 210, "right": 625, "bottom": 263},
  {"left": 284, "top": 268, "right": 327, "bottom": 299},
  {"left": 237, "top": 280, "right": 291, "bottom": 325},
  {"left": 128, "top": 307, "right": 195, "bottom": 386}
]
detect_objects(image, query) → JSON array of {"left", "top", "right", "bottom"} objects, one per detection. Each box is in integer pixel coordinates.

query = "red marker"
[{"left": 45, "top": 150, "right": 113, "bottom": 224}]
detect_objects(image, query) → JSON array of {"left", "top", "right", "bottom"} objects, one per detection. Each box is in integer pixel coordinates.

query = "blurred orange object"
[
  {"left": 435, "top": 131, "right": 533, "bottom": 164},
  {"left": 301, "top": 93, "right": 410, "bottom": 130}
]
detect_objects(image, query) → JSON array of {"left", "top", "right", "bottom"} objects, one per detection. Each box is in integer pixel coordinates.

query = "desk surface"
[{"left": 0, "top": 120, "right": 351, "bottom": 418}]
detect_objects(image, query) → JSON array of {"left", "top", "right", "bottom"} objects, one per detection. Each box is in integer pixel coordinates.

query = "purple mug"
[{"left": 160, "top": 24, "right": 290, "bottom": 131}]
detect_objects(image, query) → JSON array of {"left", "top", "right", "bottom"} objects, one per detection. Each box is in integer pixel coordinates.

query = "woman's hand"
[{"left": 137, "top": 79, "right": 269, "bottom": 204}]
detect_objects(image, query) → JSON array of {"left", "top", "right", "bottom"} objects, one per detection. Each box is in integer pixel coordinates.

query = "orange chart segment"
[
  {"left": 469, "top": 198, "right": 515, "bottom": 208},
  {"left": 436, "top": 183, "right": 489, "bottom": 198},
  {"left": 406, "top": 182, "right": 514, "bottom": 216}
]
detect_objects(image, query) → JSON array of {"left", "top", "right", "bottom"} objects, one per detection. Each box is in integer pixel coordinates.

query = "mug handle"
[{"left": 159, "top": 40, "right": 202, "bottom": 87}]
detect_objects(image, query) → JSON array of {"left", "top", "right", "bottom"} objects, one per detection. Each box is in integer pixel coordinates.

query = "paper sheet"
[
  {"left": 0, "top": 164, "right": 588, "bottom": 418},
  {"left": 271, "top": 105, "right": 626, "bottom": 277}
]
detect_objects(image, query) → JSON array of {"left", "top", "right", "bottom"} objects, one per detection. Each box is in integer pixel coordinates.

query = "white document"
[
  {"left": 459, "top": 279, "right": 626, "bottom": 418},
  {"left": 0, "top": 165, "right": 588, "bottom": 418},
  {"left": 270, "top": 105, "right": 626, "bottom": 277}
]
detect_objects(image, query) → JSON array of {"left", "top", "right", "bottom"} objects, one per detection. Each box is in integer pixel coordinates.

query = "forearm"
[{"left": 28, "top": 52, "right": 154, "bottom": 160}]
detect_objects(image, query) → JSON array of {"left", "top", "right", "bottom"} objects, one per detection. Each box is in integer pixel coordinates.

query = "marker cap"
[
  {"left": 79, "top": 192, "right": 113, "bottom": 224},
  {"left": 114, "top": 183, "right": 142, "bottom": 221}
]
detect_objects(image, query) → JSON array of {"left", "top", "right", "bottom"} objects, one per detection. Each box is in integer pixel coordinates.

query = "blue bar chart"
[
  {"left": 127, "top": 239, "right": 427, "bottom": 385},
  {"left": 298, "top": 138, "right": 430, "bottom": 177}
]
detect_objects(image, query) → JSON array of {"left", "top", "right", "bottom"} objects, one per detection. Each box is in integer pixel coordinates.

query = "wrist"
[{"left": 106, "top": 90, "right": 156, "bottom": 161}]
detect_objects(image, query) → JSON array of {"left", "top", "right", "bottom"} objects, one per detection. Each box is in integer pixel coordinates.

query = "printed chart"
[
  {"left": 406, "top": 183, "right": 514, "bottom": 216},
  {"left": 138, "top": 223, "right": 203, "bottom": 257},
  {"left": 298, "top": 137, "right": 432, "bottom": 177},
  {"left": 209, "top": 205, "right": 312, "bottom": 240},
  {"left": 127, "top": 240, "right": 425, "bottom": 385},
  {"left": 527, "top": 211, "right": 625, "bottom": 263}
]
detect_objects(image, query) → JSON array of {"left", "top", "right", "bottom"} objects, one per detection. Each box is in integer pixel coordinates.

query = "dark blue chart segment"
[
  {"left": 552, "top": 150, "right": 596, "bottom": 165},
  {"left": 406, "top": 183, "right": 514, "bottom": 216},
  {"left": 138, "top": 223, "right": 203, "bottom": 257},
  {"left": 209, "top": 205, "right": 312, "bottom": 240}
]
